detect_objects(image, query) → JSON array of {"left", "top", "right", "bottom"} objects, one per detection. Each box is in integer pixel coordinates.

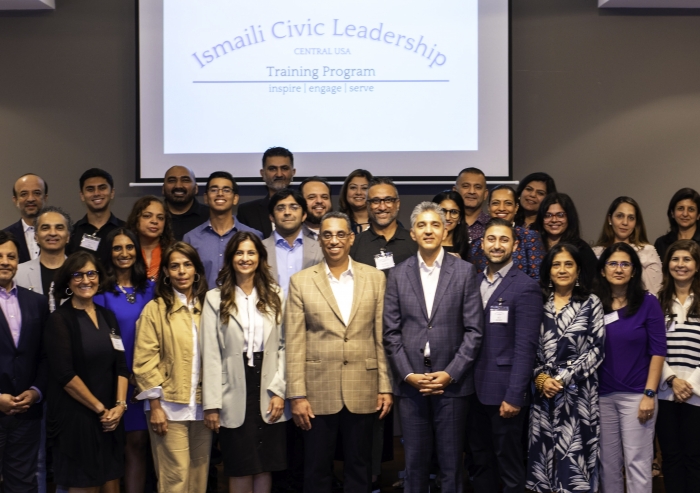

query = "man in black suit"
[
  {"left": 3, "top": 174, "right": 48, "bottom": 264},
  {"left": 237, "top": 146, "right": 296, "bottom": 238},
  {"left": 0, "top": 231, "right": 50, "bottom": 493}
]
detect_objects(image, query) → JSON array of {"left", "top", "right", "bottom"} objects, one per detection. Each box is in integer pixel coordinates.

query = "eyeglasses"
[
  {"left": 207, "top": 187, "right": 235, "bottom": 195},
  {"left": 440, "top": 208, "right": 461, "bottom": 218},
  {"left": 70, "top": 270, "right": 99, "bottom": 281},
  {"left": 605, "top": 261, "right": 632, "bottom": 270},
  {"left": 274, "top": 204, "right": 302, "bottom": 213},
  {"left": 321, "top": 231, "right": 351, "bottom": 242},
  {"left": 367, "top": 197, "right": 398, "bottom": 206},
  {"left": 544, "top": 212, "right": 567, "bottom": 220}
]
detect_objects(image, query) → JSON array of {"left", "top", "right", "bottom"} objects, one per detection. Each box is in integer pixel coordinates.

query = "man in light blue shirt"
[
  {"left": 261, "top": 188, "right": 323, "bottom": 296},
  {"left": 183, "top": 172, "right": 262, "bottom": 288}
]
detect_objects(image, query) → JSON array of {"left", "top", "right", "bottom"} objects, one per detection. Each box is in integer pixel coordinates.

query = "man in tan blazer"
[{"left": 286, "top": 211, "right": 392, "bottom": 493}]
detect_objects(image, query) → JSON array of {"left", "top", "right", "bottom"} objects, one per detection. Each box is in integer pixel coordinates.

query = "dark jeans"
[
  {"left": 0, "top": 414, "right": 41, "bottom": 493},
  {"left": 655, "top": 399, "right": 700, "bottom": 493}
]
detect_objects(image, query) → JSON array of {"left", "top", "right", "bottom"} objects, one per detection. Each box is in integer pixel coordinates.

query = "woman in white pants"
[{"left": 594, "top": 242, "right": 666, "bottom": 493}]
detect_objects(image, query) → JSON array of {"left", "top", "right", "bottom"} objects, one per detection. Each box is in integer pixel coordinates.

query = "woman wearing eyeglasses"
[
  {"left": 431, "top": 190, "right": 469, "bottom": 259},
  {"left": 125, "top": 196, "right": 174, "bottom": 282},
  {"left": 339, "top": 169, "right": 373, "bottom": 234},
  {"left": 593, "top": 196, "right": 662, "bottom": 295},
  {"left": 513, "top": 172, "right": 557, "bottom": 228},
  {"left": 653, "top": 188, "right": 700, "bottom": 262},
  {"left": 655, "top": 240, "right": 700, "bottom": 492},
  {"left": 532, "top": 193, "right": 598, "bottom": 288},
  {"left": 46, "top": 251, "right": 128, "bottom": 492},
  {"left": 593, "top": 243, "right": 666, "bottom": 493},
  {"left": 93, "top": 228, "right": 156, "bottom": 493},
  {"left": 133, "top": 242, "right": 211, "bottom": 493}
]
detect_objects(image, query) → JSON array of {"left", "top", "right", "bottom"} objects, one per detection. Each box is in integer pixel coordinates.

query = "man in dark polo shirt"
[
  {"left": 67, "top": 168, "right": 124, "bottom": 262},
  {"left": 162, "top": 166, "right": 209, "bottom": 240},
  {"left": 350, "top": 177, "right": 417, "bottom": 274}
]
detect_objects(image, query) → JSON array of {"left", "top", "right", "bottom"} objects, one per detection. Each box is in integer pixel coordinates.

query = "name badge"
[
  {"left": 604, "top": 311, "right": 620, "bottom": 326},
  {"left": 374, "top": 251, "right": 395, "bottom": 270},
  {"left": 490, "top": 306, "right": 509, "bottom": 324},
  {"left": 110, "top": 333, "right": 125, "bottom": 351},
  {"left": 80, "top": 233, "right": 100, "bottom": 251}
]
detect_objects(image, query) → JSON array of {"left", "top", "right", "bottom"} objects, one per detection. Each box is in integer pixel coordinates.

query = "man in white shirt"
[
  {"left": 285, "top": 212, "right": 392, "bottom": 493},
  {"left": 3, "top": 174, "right": 48, "bottom": 264}
]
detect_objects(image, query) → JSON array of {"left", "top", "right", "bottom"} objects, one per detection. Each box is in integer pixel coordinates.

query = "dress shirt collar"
[
  {"left": 324, "top": 258, "right": 354, "bottom": 281},
  {"left": 418, "top": 248, "right": 445, "bottom": 273},
  {"left": 235, "top": 285, "right": 257, "bottom": 299},
  {"left": 274, "top": 229, "right": 304, "bottom": 249},
  {"left": 672, "top": 293, "right": 695, "bottom": 323},
  {"left": 0, "top": 282, "right": 18, "bottom": 298},
  {"left": 484, "top": 260, "right": 513, "bottom": 284},
  {"left": 173, "top": 288, "right": 195, "bottom": 310},
  {"left": 21, "top": 219, "right": 33, "bottom": 233}
]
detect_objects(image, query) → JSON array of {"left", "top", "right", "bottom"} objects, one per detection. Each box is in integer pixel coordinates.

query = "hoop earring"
[
  {"left": 194, "top": 274, "right": 201, "bottom": 283},
  {"left": 65, "top": 288, "right": 73, "bottom": 296},
  {"left": 163, "top": 276, "right": 170, "bottom": 285}
]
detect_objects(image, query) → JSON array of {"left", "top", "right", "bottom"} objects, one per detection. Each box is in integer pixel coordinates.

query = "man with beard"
[
  {"left": 67, "top": 168, "right": 124, "bottom": 262},
  {"left": 3, "top": 174, "right": 48, "bottom": 264},
  {"left": 453, "top": 167, "right": 490, "bottom": 243},
  {"left": 350, "top": 177, "right": 417, "bottom": 275},
  {"left": 162, "top": 166, "right": 209, "bottom": 241},
  {"left": 299, "top": 176, "right": 332, "bottom": 241},
  {"left": 237, "top": 147, "right": 296, "bottom": 238}
]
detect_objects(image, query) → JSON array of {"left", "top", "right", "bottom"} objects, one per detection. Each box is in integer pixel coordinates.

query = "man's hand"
[
  {"left": 204, "top": 409, "right": 220, "bottom": 433},
  {"left": 377, "top": 394, "right": 393, "bottom": 419},
  {"left": 0, "top": 393, "right": 17, "bottom": 414},
  {"left": 406, "top": 374, "right": 433, "bottom": 391},
  {"left": 267, "top": 396, "right": 285, "bottom": 423},
  {"left": 499, "top": 401, "right": 521, "bottom": 419},
  {"left": 11, "top": 389, "right": 40, "bottom": 413},
  {"left": 291, "top": 398, "right": 315, "bottom": 431},
  {"left": 421, "top": 371, "right": 453, "bottom": 395}
]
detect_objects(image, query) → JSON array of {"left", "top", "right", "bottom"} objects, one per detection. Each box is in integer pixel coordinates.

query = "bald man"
[
  {"left": 3, "top": 174, "right": 48, "bottom": 264},
  {"left": 162, "top": 166, "right": 210, "bottom": 240}
]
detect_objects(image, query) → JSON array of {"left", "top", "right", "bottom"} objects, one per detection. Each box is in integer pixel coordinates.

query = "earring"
[
  {"left": 65, "top": 288, "right": 73, "bottom": 296},
  {"left": 163, "top": 276, "right": 170, "bottom": 285},
  {"left": 194, "top": 273, "right": 201, "bottom": 283},
  {"left": 548, "top": 280, "right": 553, "bottom": 288},
  {"left": 575, "top": 278, "right": 580, "bottom": 287}
]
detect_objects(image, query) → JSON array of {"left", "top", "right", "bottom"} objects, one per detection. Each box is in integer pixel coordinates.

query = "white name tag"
[
  {"left": 80, "top": 234, "right": 100, "bottom": 251},
  {"left": 110, "top": 334, "right": 125, "bottom": 351},
  {"left": 490, "top": 306, "right": 509, "bottom": 324},
  {"left": 604, "top": 311, "right": 620, "bottom": 325},
  {"left": 374, "top": 252, "right": 395, "bottom": 270}
]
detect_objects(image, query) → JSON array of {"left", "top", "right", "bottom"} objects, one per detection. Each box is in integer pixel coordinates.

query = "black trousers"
[
  {"left": 0, "top": 414, "right": 41, "bottom": 493},
  {"left": 467, "top": 395, "right": 527, "bottom": 493},
  {"left": 655, "top": 399, "right": 700, "bottom": 493},
  {"left": 303, "top": 407, "right": 374, "bottom": 493}
]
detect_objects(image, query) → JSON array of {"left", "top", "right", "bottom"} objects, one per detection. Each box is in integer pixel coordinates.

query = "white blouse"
[{"left": 235, "top": 286, "right": 265, "bottom": 366}]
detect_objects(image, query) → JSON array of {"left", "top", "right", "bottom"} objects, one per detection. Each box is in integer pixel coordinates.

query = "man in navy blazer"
[
  {"left": 468, "top": 218, "right": 542, "bottom": 493},
  {"left": 3, "top": 174, "right": 48, "bottom": 264},
  {"left": 384, "top": 202, "right": 483, "bottom": 493},
  {"left": 0, "top": 231, "right": 50, "bottom": 493}
]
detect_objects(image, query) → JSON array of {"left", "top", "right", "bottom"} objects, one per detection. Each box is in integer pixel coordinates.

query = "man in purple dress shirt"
[{"left": 0, "top": 231, "right": 50, "bottom": 493}]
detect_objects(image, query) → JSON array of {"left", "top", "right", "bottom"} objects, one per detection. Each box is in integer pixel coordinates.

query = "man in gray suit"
[
  {"left": 14, "top": 206, "right": 72, "bottom": 308},
  {"left": 383, "top": 202, "right": 484, "bottom": 493},
  {"left": 262, "top": 188, "right": 323, "bottom": 296}
]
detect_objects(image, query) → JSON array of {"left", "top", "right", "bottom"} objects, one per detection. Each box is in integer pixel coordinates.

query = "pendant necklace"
[{"left": 117, "top": 284, "right": 136, "bottom": 304}]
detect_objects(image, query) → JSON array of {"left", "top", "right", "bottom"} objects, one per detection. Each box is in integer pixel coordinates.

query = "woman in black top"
[
  {"left": 431, "top": 190, "right": 469, "bottom": 258},
  {"left": 514, "top": 172, "right": 557, "bottom": 228},
  {"left": 654, "top": 187, "right": 700, "bottom": 262},
  {"left": 532, "top": 193, "right": 598, "bottom": 289},
  {"left": 339, "top": 169, "right": 373, "bottom": 234},
  {"left": 46, "top": 251, "right": 128, "bottom": 492}
]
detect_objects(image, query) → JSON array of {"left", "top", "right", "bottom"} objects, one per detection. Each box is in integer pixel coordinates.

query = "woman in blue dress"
[
  {"left": 94, "top": 228, "right": 156, "bottom": 493},
  {"left": 527, "top": 243, "right": 605, "bottom": 493}
]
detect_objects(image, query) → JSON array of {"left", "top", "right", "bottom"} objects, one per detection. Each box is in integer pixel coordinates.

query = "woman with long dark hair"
[
  {"left": 654, "top": 188, "right": 700, "bottom": 261},
  {"left": 93, "top": 228, "right": 155, "bottom": 493},
  {"left": 594, "top": 243, "right": 666, "bottom": 493},
  {"left": 125, "top": 195, "right": 174, "bottom": 281},
  {"left": 133, "top": 242, "right": 211, "bottom": 493},
  {"left": 202, "top": 231, "right": 289, "bottom": 493},
  {"left": 655, "top": 239, "right": 700, "bottom": 492},
  {"left": 514, "top": 172, "right": 557, "bottom": 228},
  {"left": 338, "top": 169, "right": 373, "bottom": 234},
  {"left": 527, "top": 243, "right": 605, "bottom": 493},
  {"left": 431, "top": 190, "right": 469, "bottom": 258}
]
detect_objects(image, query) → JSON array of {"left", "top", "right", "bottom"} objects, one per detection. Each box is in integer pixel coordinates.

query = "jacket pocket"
[{"left": 366, "top": 358, "right": 378, "bottom": 370}]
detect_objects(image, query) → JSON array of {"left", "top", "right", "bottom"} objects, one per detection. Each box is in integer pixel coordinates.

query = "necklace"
[{"left": 117, "top": 284, "right": 136, "bottom": 304}]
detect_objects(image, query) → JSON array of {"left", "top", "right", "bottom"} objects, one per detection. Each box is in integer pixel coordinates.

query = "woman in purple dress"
[{"left": 94, "top": 228, "right": 155, "bottom": 493}]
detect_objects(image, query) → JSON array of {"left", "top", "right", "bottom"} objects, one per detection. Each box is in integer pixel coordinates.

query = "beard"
[
  {"left": 368, "top": 209, "right": 399, "bottom": 228},
  {"left": 164, "top": 188, "right": 196, "bottom": 205},
  {"left": 264, "top": 177, "right": 291, "bottom": 192}
]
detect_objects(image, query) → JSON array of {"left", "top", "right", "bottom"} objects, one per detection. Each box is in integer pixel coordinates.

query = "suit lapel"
[
  {"left": 407, "top": 258, "right": 429, "bottom": 321},
  {"left": 0, "top": 303, "right": 14, "bottom": 348},
  {"left": 312, "top": 267, "right": 345, "bottom": 325},
  {"left": 16, "top": 289, "right": 31, "bottom": 349},
  {"left": 346, "top": 265, "right": 365, "bottom": 327},
  {"left": 265, "top": 238, "right": 279, "bottom": 281},
  {"left": 428, "top": 258, "right": 455, "bottom": 321},
  {"left": 486, "top": 268, "right": 517, "bottom": 307}
]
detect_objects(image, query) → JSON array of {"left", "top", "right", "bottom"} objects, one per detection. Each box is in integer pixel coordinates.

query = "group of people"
[{"left": 1, "top": 147, "right": 699, "bottom": 493}]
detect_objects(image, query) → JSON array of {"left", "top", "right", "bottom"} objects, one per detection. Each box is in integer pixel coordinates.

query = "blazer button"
[
  {"left": 344, "top": 361, "right": 348, "bottom": 365},
  {"left": 428, "top": 324, "right": 432, "bottom": 329},
  {"left": 344, "top": 338, "right": 348, "bottom": 342}
]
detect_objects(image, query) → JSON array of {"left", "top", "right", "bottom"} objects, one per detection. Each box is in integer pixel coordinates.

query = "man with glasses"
[
  {"left": 183, "top": 171, "right": 262, "bottom": 287},
  {"left": 350, "top": 177, "right": 417, "bottom": 275},
  {"left": 286, "top": 211, "right": 392, "bottom": 493},
  {"left": 262, "top": 188, "right": 323, "bottom": 297},
  {"left": 3, "top": 174, "right": 49, "bottom": 264},
  {"left": 162, "top": 166, "right": 210, "bottom": 241},
  {"left": 238, "top": 147, "right": 296, "bottom": 239},
  {"left": 299, "top": 176, "right": 332, "bottom": 240}
]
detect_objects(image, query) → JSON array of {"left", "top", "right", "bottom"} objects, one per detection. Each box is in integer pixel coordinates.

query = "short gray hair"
[
  {"left": 410, "top": 202, "right": 446, "bottom": 229},
  {"left": 35, "top": 206, "right": 74, "bottom": 234},
  {"left": 320, "top": 211, "right": 353, "bottom": 232}
]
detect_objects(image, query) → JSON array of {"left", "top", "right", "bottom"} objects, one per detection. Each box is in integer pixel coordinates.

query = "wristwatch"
[
  {"left": 666, "top": 375, "right": 677, "bottom": 386},
  {"left": 644, "top": 389, "right": 656, "bottom": 398},
  {"left": 116, "top": 400, "right": 128, "bottom": 411}
]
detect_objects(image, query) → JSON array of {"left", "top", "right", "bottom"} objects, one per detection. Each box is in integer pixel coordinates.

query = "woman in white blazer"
[{"left": 201, "top": 231, "right": 290, "bottom": 493}]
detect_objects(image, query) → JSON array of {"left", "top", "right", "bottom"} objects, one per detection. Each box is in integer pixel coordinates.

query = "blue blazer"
[
  {"left": 474, "top": 267, "right": 542, "bottom": 407},
  {"left": 3, "top": 220, "right": 31, "bottom": 264},
  {"left": 383, "top": 253, "right": 484, "bottom": 398},
  {"left": 0, "top": 286, "right": 49, "bottom": 419}
]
